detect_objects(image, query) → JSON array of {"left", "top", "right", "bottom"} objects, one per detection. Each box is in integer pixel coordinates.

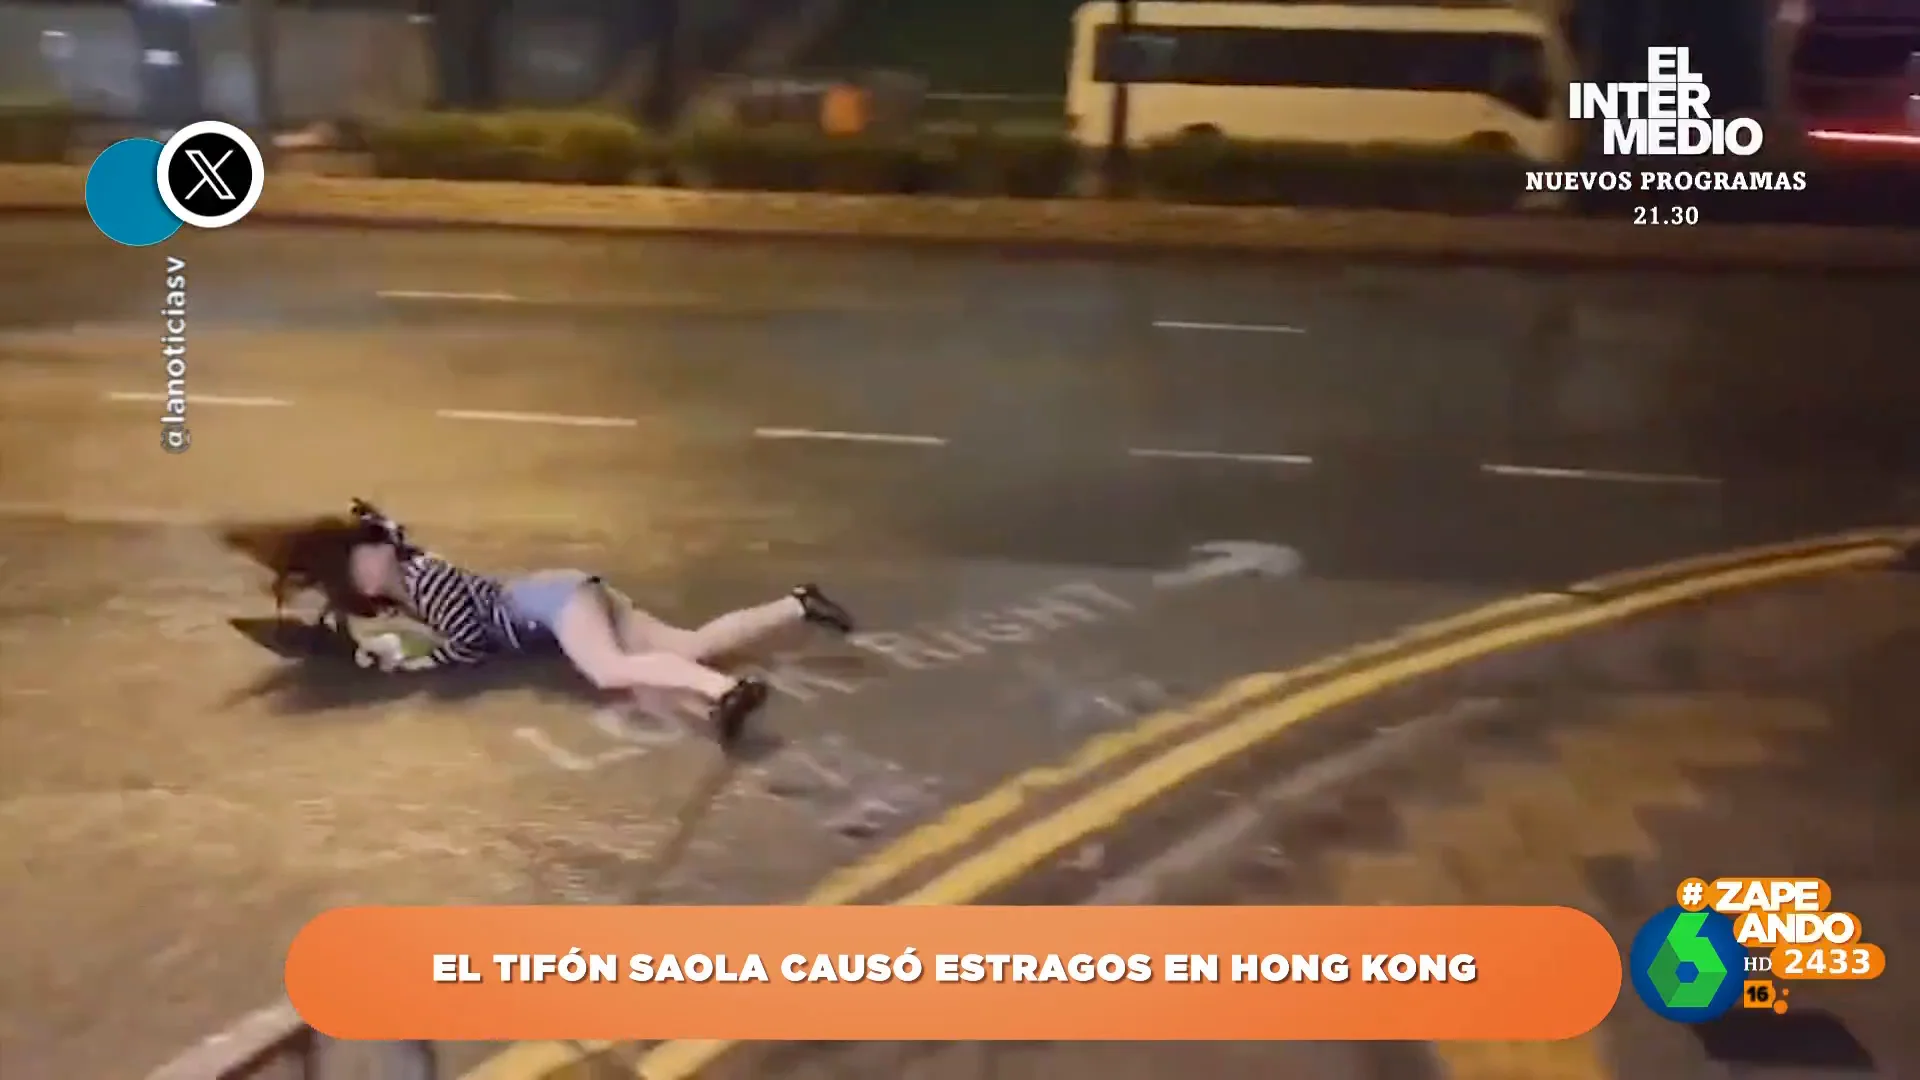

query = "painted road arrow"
[{"left": 1152, "top": 540, "right": 1303, "bottom": 590}]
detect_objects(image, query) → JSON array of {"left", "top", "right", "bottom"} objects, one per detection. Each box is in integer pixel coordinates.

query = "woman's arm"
[
  {"left": 386, "top": 557, "right": 496, "bottom": 672},
  {"left": 406, "top": 632, "right": 490, "bottom": 671}
]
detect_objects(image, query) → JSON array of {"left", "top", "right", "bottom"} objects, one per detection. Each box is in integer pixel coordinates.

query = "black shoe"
[
  {"left": 792, "top": 584, "right": 855, "bottom": 634},
  {"left": 711, "top": 676, "right": 769, "bottom": 748}
]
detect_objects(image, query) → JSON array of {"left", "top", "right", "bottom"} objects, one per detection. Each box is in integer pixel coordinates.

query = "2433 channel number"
[
  {"left": 1633, "top": 206, "right": 1702, "bottom": 226},
  {"left": 1773, "top": 945, "right": 1886, "bottom": 980}
]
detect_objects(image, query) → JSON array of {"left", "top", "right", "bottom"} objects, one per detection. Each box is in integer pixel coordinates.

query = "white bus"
[{"left": 1066, "top": 1, "right": 1577, "bottom": 162}]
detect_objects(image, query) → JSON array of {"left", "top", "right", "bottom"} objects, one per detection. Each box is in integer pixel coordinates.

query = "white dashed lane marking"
[
  {"left": 433, "top": 409, "right": 640, "bottom": 429},
  {"left": 76, "top": 392, "right": 1729, "bottom": 485},
  {"left": 105, "top": 391, "right": 292, "bottom": 407},
  {"left": 1481, "top": 462, "right": 1723, "bottom": 486},
  {"left": 1152, "top": 319, "right": 1306, "bottom": 335},
  {"left": 753, "top": 427, "right": 949, "bottom": 447},
  {"left": 1129, "top": 447, "right": 1314, "bottom": 466},
  {"left": 376, "top": 290, "right": 520, "bottom": 303}
]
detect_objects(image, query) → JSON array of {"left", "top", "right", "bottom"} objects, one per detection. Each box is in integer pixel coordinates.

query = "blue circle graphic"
[
  {"left": 1628, "top": 905, "right": 1747, "bottom": 1023},
  {"left": 86, "top": 138, "right": 182, "bottom": 247}
]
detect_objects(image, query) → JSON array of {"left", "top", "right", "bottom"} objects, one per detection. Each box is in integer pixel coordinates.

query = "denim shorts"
[{"left": 500, "top": 569, "right": 599, "bottom": 636}]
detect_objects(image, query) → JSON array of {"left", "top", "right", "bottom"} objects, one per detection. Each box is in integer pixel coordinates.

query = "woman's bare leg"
[
  {"left": 551, "top": 588, "right": 735, "bottom": 699},
  {"left": 612, "top": 586, "right": 853, "bottom": 662},
  {"left": 633, "top": 597, "right": 805, "bottom": 661},
  {"left": 683, "top": 596, "right": 808, "bottom": 657}
]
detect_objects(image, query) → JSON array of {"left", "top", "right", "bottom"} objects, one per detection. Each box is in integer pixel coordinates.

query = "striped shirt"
[{"left": 398, "top": 554, "right": 522, "bottom": 668}]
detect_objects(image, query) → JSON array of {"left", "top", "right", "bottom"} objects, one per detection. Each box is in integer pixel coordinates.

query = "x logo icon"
[{"left": 183, "top": 148, "right": 237, "bottom": 202}]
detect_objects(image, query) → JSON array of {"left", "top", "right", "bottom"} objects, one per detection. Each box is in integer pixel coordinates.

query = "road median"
[{"left": 3, "top": 163, "right": 1916, "bottom": 269}]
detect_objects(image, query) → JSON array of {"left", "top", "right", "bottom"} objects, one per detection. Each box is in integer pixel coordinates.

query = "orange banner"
[{"left": 285, "top": 905, "right": 1620, "bottom": 1041}]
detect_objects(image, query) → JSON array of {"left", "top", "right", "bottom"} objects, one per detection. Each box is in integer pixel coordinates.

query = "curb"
[
  {"left": 143, "top": 1002, "right": 310, "bottom": 1080},
  {"left": 4, "top": 164, "right": 1917, "bottom": 270}
]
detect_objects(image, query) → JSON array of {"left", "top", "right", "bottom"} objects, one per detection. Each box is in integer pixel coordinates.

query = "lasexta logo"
[{"left": 1629, "top": 905, "right": 1746, "bottom": 1022}]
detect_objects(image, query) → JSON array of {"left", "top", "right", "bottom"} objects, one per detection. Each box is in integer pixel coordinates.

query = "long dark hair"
[{"left": 218, "top": 514, "right": 395, "bottom": 619}]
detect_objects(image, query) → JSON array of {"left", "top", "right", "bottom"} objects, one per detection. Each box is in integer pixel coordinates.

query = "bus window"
[
  {"left": 1088, "top": 23, "right": 1549, "bottom": 116},
  {"left": 1091, "top": 25, "right": 1394, "bottom": 87},
  {"left": 1092, "top": 29, "right": 1180, "bottom": 82},
  {"left": 1487, "top": 37, "right": 1551, "bottom": 116}
]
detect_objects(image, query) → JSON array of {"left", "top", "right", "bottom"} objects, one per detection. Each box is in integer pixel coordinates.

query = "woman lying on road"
[{"left": 219, "top": 500, "right": 856, "bottom": 745}]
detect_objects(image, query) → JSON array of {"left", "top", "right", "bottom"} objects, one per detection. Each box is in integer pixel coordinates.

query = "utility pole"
[
  {"left": 432, "top": 0, "right": 502, "bottom": 111},
  {"left": 1766, "top": 0, "right": 1808, "bottom": 156},
  {"left": 243, "top": 0, "right": 277, "bottom": 154},
  {"left": 1102, "top": 0, "right": 1136, "bottom": 194},
  {"left": 647, "top": 0, "right": 684, "bottom": 127},
  {"left": 1908, "top": 48, "right": 1919, "bottom": 134}
]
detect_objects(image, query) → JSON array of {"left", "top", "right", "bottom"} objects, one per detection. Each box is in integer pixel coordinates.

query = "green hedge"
[
  {"left": 363, "top": 111, "right": 667, "bottom": 184},
  {"left": 358, "top": 109, "right": 1528, "bottom": 209},
  {"left": 0, "top": 101, "right": 75, "bottom": 163}
]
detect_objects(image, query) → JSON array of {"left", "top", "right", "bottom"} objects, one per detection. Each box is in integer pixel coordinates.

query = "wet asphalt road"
[
  {"left": 712, "top": 567, "right": 1920, "bottom": 1080},
  {"left": 0, "top": 219, "right": 1916, "bottom": 1078}
]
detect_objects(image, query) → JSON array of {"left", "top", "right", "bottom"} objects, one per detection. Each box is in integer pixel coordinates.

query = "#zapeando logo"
[{"left": 1629, "top": 905, "right": 1747, "bottom": 1022}]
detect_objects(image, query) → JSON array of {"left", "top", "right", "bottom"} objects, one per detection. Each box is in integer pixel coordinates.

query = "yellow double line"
[{"left": 467, "top": 528, "right": 1912, "bottom": 1080}]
